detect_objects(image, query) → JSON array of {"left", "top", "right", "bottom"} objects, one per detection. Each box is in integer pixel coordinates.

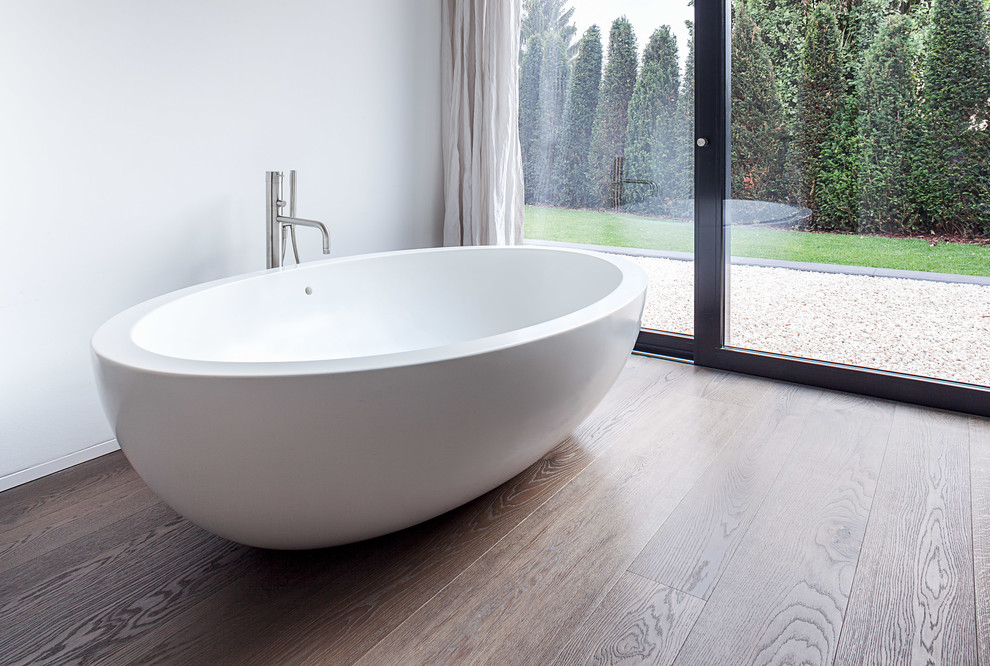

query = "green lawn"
[{"left": 525, "top": 205, "right": 990, "bottom": 277}]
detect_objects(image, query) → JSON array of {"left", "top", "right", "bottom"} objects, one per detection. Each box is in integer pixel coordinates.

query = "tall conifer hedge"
[
  {"left": 519, "top": 34, "right": 543, "bottom": 204},
  {"left": 913, "top": 0, "right": 990, "bottom": 234},
  {"left": 625, "top": 27, "right": 680, "bottom": 203},
  {"left": 798, "top": 4, "right": 845, "bottom": 226},
  {"left": 517, "top": 0, "right": 990, "bottom": 236},
  {"left": 731, "top": 4, "right": 786, "bottom": 202},
  {"left": 588, "top": 17, "right": 638, "bottom": 208},
  {"left": 552, "top": 26, "right": 603, "bottom": 208},
  {"left": 857, "top": 14, "right": 916, "bottom": 232}
]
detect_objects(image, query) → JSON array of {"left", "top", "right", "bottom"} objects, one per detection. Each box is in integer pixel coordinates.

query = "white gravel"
[{"left": 620, "top": 254, "right": 990, "bottom": 387}]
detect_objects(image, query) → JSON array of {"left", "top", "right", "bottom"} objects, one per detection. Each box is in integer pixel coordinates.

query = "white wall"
[{"left": 0, "top": 0, "right": 443, "bottom": 488}]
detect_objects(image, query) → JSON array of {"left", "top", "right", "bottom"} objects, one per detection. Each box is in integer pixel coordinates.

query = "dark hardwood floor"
[{"left": 1, "top": 354, "right": 986, "bottom": 665}]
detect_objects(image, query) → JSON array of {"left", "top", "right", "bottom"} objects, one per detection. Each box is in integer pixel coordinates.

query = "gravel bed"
[{"left": 620, "top": 254, "right": 990, "bottom": 387}]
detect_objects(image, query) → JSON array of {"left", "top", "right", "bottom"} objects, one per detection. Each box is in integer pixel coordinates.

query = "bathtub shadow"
[{"left": 142, "top": 433, "right": 594, "bottom": 662}]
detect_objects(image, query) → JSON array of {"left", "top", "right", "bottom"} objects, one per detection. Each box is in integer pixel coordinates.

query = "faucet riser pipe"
[{"left": 265, "top": 171, "right": 282, "bottom": 270}]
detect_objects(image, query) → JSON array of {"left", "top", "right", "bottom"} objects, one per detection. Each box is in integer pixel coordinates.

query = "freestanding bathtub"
[{"left": 91, "top": 246, "right": 647, "bottom": 549}]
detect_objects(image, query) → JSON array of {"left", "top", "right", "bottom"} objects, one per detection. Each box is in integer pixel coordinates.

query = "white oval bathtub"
[{"left": 91, "top": 246, "right": 647, "bottom": 549}]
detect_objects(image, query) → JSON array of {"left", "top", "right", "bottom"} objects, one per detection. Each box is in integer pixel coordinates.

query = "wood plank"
[
  {"left": 672, "top": 366, "right": 773, "bottom": 407},
  {"left": 834, "top": 405, "right": 976, "bottom": 665},
  {"left": 0, "top": 502, "right": 171, "bottom": 603},
  {"left": 573, "top": 356, "right": 700, "bottom": 459},
  {"left": 0, "top": 451, "right": 133, "bottom": 535},
  {"left": 0, "top": 503, "right": 256, "bottom": 665},
  {"left": 353, "top": 392, "right": 753, "bottom": 666},
  {"left": 114, "top": 438, "right": 601, "bottom": 665},
  {"left": 82, "top": 355, "right": 701, "bottom": 664},
  {"left": 550, "top": 572, "right": 705, "bottom": 666},
  {"left": 672, "top": 391, "right": 894, "bottom": 665},
  {"left": 969, "top": 417, "right": 990, "bottom": 666},
  {"left": 6, "top": 359, "right": 984, "bottom": 665},
  {"left": 0, "top": 477, "right": 160, "bottom": 574},
  {"left": 630, "top": 382, "right": 820, "bottom": 599}
]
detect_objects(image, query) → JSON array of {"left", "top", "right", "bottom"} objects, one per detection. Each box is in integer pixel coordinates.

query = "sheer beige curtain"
[{"left": 441, "top": 0, "right": 525, "bottom": 246}]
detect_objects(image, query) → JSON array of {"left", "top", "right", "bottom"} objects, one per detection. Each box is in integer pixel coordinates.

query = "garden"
[
  {"left": 520, "top": 0, "right": 990, "bottom": 244},
  {"left": 519, "top": 0, "right": 990, "bottom": 386}
]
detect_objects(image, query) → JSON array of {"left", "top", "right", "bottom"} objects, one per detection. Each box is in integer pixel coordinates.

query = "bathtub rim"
[{"left": 91, "top": 245, "right": 647, "bottom": 378}]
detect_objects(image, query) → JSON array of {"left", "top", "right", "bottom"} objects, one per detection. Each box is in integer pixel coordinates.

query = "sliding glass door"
[
  {"left": 723, "top": 0, "right": 990, "bottom": 390},
  {"left": 520, "top": 0, "right": 990, "bottom": 415},
  {"left": 694, "top": 0, "right": 990, "bottom": 414}
]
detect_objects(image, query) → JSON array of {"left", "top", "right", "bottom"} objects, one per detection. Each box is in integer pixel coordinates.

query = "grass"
[{"left": 525, "top": 205, "right": 990, "bottom": 277}]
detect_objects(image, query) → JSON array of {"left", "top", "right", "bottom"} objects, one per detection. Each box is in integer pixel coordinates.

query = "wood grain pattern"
[
  {"left": 0, "top": 451, "right": 131, "bottom": 534},
  {"left": 0, "top": 503, "right": 255, "bottom": 665},
  {"left": 2, "top": 358, "right": 986, "bottom": 665},
  {"left": 834, "top": 405, "right": 976, "bottom": 665},
  {"left": 0, "top": 502, "right": 170, "bottom": 603},
  {"left": 672, "top": 365, "right": 773, "bottom": 407},
  {"left": 969, "top": 417, "right": 990, "bottom": 666},
  {"left": 673, "top": 392, "right": 894, "bottom": 665},
  {"left": 575, "top": 356, "right": 698, "bottom": 458},
  {"left": 0, "top": 476, "right": 160, "bottom": 574},
  {"left": 118, "top": 438, "right": 599, "bottom": 665},
  {"left": 550, "top": 572, "right": 704, "bottom": 666},
  {"left": 53, "top": 356, "right": 698, "bottom": 665},
  {"left": 630, "top": 382, "right": 821, "bottom": 599},
  {"left": 354, "top": 392, "right": 752, "bottom": 666}
]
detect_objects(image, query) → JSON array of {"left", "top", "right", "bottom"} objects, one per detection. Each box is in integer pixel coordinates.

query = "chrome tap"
[{"left": 266, "top": 171, "right": 331, "bottom": 269}]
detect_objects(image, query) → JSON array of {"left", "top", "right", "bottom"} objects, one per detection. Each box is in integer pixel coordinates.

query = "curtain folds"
[{"left": 441, "top": 0, "right": 525, "bottom": 246}]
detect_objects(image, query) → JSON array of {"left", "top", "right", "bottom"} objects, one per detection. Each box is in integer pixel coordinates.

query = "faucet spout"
[
  {"left": 265, "top": 171, "right": 331, "bottom": 268},
  {"left": 277, "top": 216, "right": 331, "bottom": 254}
]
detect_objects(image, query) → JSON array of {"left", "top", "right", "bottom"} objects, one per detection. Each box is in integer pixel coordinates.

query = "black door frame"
[{"left": 634, "top": 0, "right": 990, "bottom": 417}]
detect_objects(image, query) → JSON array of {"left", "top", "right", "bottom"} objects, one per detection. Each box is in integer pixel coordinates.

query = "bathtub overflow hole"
[{"left": 304, "top": 286, "right": 313, "bottom": 295}]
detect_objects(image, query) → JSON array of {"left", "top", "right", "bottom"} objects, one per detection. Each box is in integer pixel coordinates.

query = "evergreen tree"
[
  {"left": 519, "top": 34, "right": 544, "bottom": 204},
  {"left": 731, "top": 3, "right": 787, "bottom": 202},
  {"left": 625, "top": 27, "right": 680, "bottom": 204},
  {"left": 533, "top": 32, "right": 570, "bottom": 203},
  {"left": 912, "top": 0, "right": 990, "bottom": 233},
  {"left": 551, "top": 26, "right": 603, "bottom": 208},
  {"left": 856, "top": 14, "right": 916, "bottom": 232},
  {"left": 588, "top": 17, "right": 639, "bottom": 208},
  {"left": 522, "top": 0, "right": 579, "bottom": 60},
  {"left": 518, "top": 0, "right": 578, "bottom": 205},
  {"left": 798, "top": 4, "right": 845, "bottom": 224},
  {"left": 743, "top": 0, "right": 848, "bottom": 207},
  {"left": 851, "top": 0, "right": 893, "bottom": 60},
  {"left": 814, "top": 99, "right": 861, "bottom": 230},
  {"left": 673, "top": 21, "right": 696, "bottom": 206},
  {"left": 744, "top": 0, "right": 806, "bottom": 118}
]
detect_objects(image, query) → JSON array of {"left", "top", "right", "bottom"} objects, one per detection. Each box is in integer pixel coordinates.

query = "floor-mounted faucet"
[{"left": 266, "top": 171, "right": 331, "bottom": 269}]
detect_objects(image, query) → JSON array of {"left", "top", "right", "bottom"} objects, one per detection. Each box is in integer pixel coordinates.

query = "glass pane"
[
  {"left": 727, "top": 0, "right": 990, "bottom": 387},
  {"left": 520, "top": 1, "right": 696, "bottom": 335}
]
